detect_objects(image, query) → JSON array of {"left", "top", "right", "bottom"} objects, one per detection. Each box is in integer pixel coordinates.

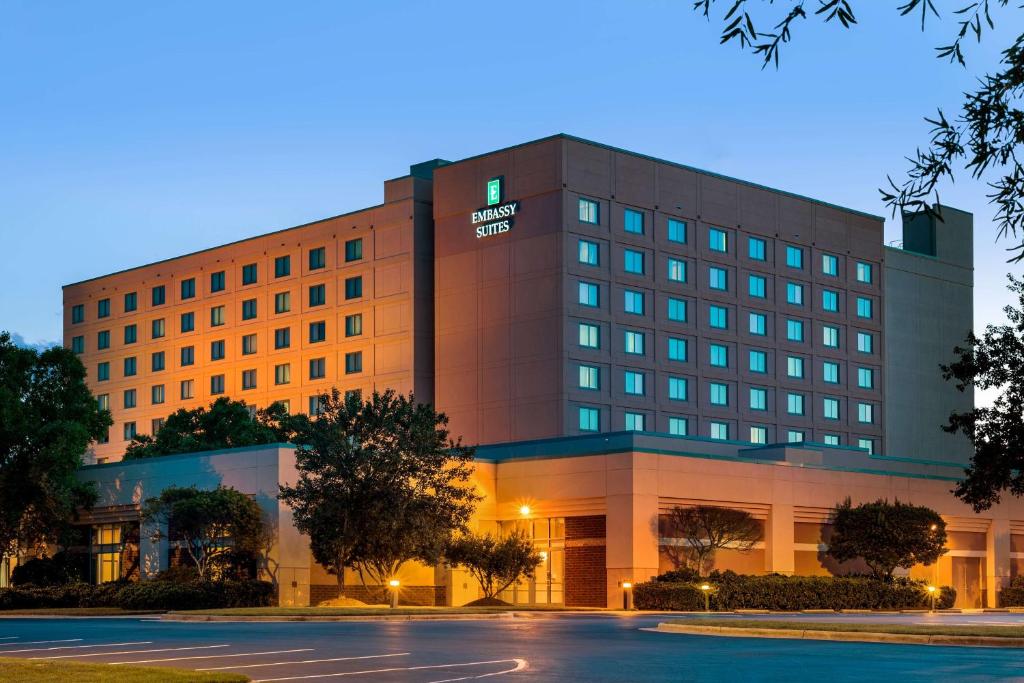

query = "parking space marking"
[
  {"left": 110, "top": 648, "right": 314, "bottom": 665},
  {"left": 427, "top": 658, "right": 529, "bottom": 682},
  {"left": 34, "top": 644, "right": 228, "bottom": 660},
  {"left": 0, "top": 639, "right": 82, "bottom": 647},
  {"left": 201, "top": 652, "right": 411, "bottom": 671},
  {"left": 0, "top": 637, "right": 18, "bottom": 640},
  {"left": 2, "top": 641, "right": 151, "bottom": 654},
  {"left": 250, "top": 658, "right": 529, "bottom": 682}
]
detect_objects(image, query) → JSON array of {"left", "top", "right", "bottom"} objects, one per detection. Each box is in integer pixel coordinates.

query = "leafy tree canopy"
[
  {"left": 693, "top": 0, "right": 1024, "bottom": 260},
  {"left": 279, "top": 389, "right": 479, "bottom": 592},
  {"left": 0, "top": 332, "right": 110, "bottom": 560},
  {"left": 826, "top": 498, "right": 947, "bottom": 579},
  {"left": 445, "top": 531, "right": 542, "bottom": 599},
  {"left": 662, "top": 505, "right": 762, "bottom": 577},
  {"left": 124, "top": 397, "right": 294, "bottom": 459}
]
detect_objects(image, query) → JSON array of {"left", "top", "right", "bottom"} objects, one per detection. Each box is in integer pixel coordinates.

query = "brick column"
[
  {"left": 988, "top": 517, "right": 1011, "bottom": 608},
  {"left": 565, "top": 516, "right": 607, "bottom": 607},
  {"left": 605, "top": 452, "right": 660, "bottom": 608},
  {"left": 766, "top": 504, "right": 795, "bottom": 575}
]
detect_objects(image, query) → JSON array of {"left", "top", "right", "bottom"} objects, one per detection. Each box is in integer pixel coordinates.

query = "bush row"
[
  {"left": 633, "top": 571, "right": 956, "bottom": 611},
  {"left": 999, "top": 576, "right": 1024, "bottom": 607},
  {"left": 0, "top": 579, "right": 275, "bottom": 611}
]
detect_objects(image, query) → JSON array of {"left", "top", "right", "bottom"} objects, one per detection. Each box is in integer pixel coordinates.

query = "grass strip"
[
  {"left": 670, "top": 618, "right": 1024, "bottom": 638},
  {"left": 0, "top": 657, "right": 247, "bottom": 682}
]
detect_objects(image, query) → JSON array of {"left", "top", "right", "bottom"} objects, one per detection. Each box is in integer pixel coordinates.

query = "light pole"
[
  {"left": 701, "top": 583, "right": 711, "bottom": 612},
  {"left": 927, "top": 585, "right": 937, "bottom": 612},
  {"left": 622, "top": 581, "right": 632, "bottom": 611},
  {"left": 389, "top": 579, "right": 400, "bottom": 609}
]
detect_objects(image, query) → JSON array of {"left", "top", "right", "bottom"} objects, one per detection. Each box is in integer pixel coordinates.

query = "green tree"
[
  {"left": 0, "top": 332, "right": 110, "bottom": 564},
  {"left": 691, "top": 1, "right": 1024, "bottom": 260},
  {"left": 445, "top": 531, "right": 543, "bottom": 601},
  {"left": 142, "top": 485, "right": 269, "bottom": 580},
  {"left": 124, "top": 397, "right": 294, "bottom": 459},
  {"left": 826, "top": 498, "right": 947, "bottom": 579},
  {"left": 943, "top": 275, "right": 1024, "bottom": 511},
  {"left": 662, "top": 505, "right": 762, "bottom": 577},
  {"left": 279, "top": 389, "right": 479, "bottom": 596}
]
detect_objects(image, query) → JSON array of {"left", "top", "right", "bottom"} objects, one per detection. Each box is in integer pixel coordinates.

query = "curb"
[
  {"left": 161, "top": 610, "right": 608, "bottom": 623},
  {"left": 653, "top": 623, "right": 1024, "bottom": 647}
]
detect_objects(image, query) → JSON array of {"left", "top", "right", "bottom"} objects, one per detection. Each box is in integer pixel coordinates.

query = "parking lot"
[{"left": 2, "top": 613, "right": 1024, "bottom": 681}]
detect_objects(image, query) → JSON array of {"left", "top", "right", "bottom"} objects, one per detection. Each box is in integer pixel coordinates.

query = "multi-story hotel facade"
[{"left": 46, "top": 135, "right": 1013, "bottom": 609}]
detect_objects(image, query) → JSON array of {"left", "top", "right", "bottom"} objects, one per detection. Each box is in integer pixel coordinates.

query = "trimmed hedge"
[
  {"left": 999, "top": 576, "right": 1024, "bottom": 607},
  {"left": 633, "top": 571, "right": 956, "bottom": 611},
  {"left": 0, "top": 579, "right": 274, "bottom": 611}
]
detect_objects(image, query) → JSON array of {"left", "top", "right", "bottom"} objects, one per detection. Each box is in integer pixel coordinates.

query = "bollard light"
[
  {"left": 622, "top": 581, "right": 633, "bottom": 611},
  {"left": 700, "top": 583, "right": 712, "bottom": 612},
  {"left": 389, "top": 579, "right": 400, "bottom": 609},
  {"left": 927, "top": 585, "right": 937, "bottom": 612}
]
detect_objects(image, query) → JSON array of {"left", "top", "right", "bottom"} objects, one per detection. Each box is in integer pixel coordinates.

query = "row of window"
[
  {"left": 70, "top": 243, "right": 365, "bottom": 324},
  {"left": 576, "top": 358, "right": 875, "bottom": 389}
]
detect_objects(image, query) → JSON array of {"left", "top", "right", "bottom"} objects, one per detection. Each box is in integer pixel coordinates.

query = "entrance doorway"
[{"left": 952, "top": 556, "right": 986, "bottom": 608}]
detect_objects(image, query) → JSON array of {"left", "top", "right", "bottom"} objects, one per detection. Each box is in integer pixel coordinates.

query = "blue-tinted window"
[
  {"left": 824, "top": 397, "right": 839, "bottom": 420},
  {"left": 242, "top": 299, "right": 257, "bottom": 320},
  {"left": 823, "top": 361, "right": 839, "bottom": 384},
  {"left": 787, "top": 393, "right": 805, "bottom": 415},
  {"left": 71, "top": 336, "right": 84, "bottom": 354},
  {"left": 578, "top": 282, "right": 599, "bottom": 307},
  {"left": 785, "top": 246, "right": 803, "bottom": 269},
  {"left": 750, "top": 426, "right": 767, "bottom": 444},
  {"left": 345, "top": 276, "right": 363, "bottom": 300},
  {"left": 709, "top": 228, "right": 727, "bottom": 253},
  {"left": 748, "top": 237, "right": 766, "bottom": 261},
  {"left": 97, "top": 362, "right": 110, "bottom": 381},
  {"left": 345, "top": 351, "right": 363, "bottom": 374},
  {"left": 180, "top": 278, "right": 196, "bottom": 300},
  {"left": 624, "top": 371, "right": 645, "bottom": 396},
  {"left": 625, "top": 412, "right": 645, "bottom": 431},
  {"left": 750, "top": 388, "right": 767, "bottom": 411},
  {"left": 668, "top": 298, "right": 687, "bottom": 322},
  {"left": 242, "top": 369, "right": 257, "bottom": 390},
  {"left": 624, "top": 249, "right": 644, "bottom": 275},
  {"left": 180, "top": 312, "right": 195, "bottom": 333},
  {"left": 123, "top": 356, "right": 137, "bottom": 377},
  {"left": 668, "top": 337, "right": 687, "bottom": 362},
  {"left": 151, "top": 351, "right": 165, "bottom": 372},
  {"left": 124, "top": 324, "right": 137, "bottom": 345},
  {"left": 579, "top": 199, "right": 599, "bottom": 224},
  {"left": 309, "top": 247, "right": 326, "bottom": 270},
  {"left": 749, "top": 350, "right": 767, "bottom": 373},
  {"left": 822, "top": 254, "right": 838, "bottom": 276},
  {"left": 749, "top": 312, "right": 766, "bottom": 336},
  {"left": 579, "top": 406, "right": 599, "bottom": 432},
  {"left": 211, "top": 305, "right": 225, "bottom": 326},
  {"left": 823, "top": 325, "right": 839, "bottom": 348},
  {"left": 858, "top": 402, "right": 874, "bottom": 424},
  {"left": 578, "top": 365, "right": 599, "bottom": 390},
  {"left": 669, "top": 417, "right": 688, "bottom": 435},
  {"left": 710, "top": 422, "right": 728, "bottom": 440},
  {"left": 624, "top": 290, "right": 644, "bottom": 315},
  {"left": 667, "top": 219, "right": 686, "bottom": 244},
  {"left": 786, "top": 319, "right": 804, "bottom": 342},
  {"left": 242, "top": 334, "right": 257, "bottom": 355},
  {"left": 579, "top": 323, "right": 600, "bottom": 349},
  {"left": 857, "top": 367, "right": 874, "bottom": 389},
  {"left": 709, "top": 305, "right": 727, "bottom": 329},
  {"left": 211, "top": 340, "right": 225, "bottom": 361},
  {"left": 748, "top": 274, "right": 766, "bottom": 298},
  {"left": 624, "top": 208, "right": 644, "bottom": 234},
  {"left": 310, "top": 321, "right": 326, "bottom": 343},
  {"left": 786, "top": 282, "right": 803, "bottom": 306},
  {"left": 857, "top": 262, "right": 873, "bottom": 283},
  {"left": 310, "top": 358, "right": 326, "bottom": 380},
  {"left": 710, "top": 382, "right": 728, "bottom": 406},
  {"left": 669, "top": 377, "right": 688, "bottom": 401},
  {"left": 624, "top": 330, "right": 645, "bottom": 355},
  {"left": 124, "top": 292, "right": 137, "bottom": 312},
  {"left": 857, "top": 297, "right": 873, "bottom": 319},
  {"left": 710, "top": 343, "right": 728, "bottom": 368},
  {"left": 97, "top": 330, "right": 110, "bottom": 350},
  {"left": 151, "top": 318, "right": 165, "bottom": 339},
  {"left": 124, "top": 389, "right": 136, "bottom": 409},
  {"left": 578, "top": 240, "right": 599, "bottom": 266},
  {"left": 667, "top": 258, "right": 686, "bottom": 283},
  {"left": 242, "top": 263, "right": 258, "bottom": 285},
  {"left": 211, "top": 374, "right": 225, "bottom": 395},
  {"left": 98, "top": 299, "right": 110, "bottom": 319},
  {"left": 72, "top": 304, "right": 85, "bottom": 323},
  {"left": 276, "top": 363, "right": 292, "bottom": 385},
  {"left": 823, "top": 290, "right": 838, "bottom": 312},
  {"left": 787, "top": 356, "right": 804, "bottom": 379},
  {"left": 343, "top": 240, "right": 361, "bottom": 263},
  {"left": 309, "top": 284, "right": 326, "bottom": 307},
  {"left": 857, "top": 332, "right": 873, "bottom": 354},
  {"left": 210, "top": 271, "right": 225, "bottom": 292},
  {"left": 181, "top": 346, "right": 194, "bottom": 366},
  {"left": 275, "top": 255, "right": 291, "bottom": 278},
  {"left": 275, "top": 327, "right": 291, "bottom": 349},
  {"left": 709, "top": 267, "right": 727, "bottom": 291},
  {"left": 345, "top": 314, "right": 362, "bottom": 337}
]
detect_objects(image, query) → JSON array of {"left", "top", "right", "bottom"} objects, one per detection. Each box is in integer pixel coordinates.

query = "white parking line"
[
  {"left": 250, "top": 658, "right": 529, "bottom": 682},
  {"left": 34, "top": 644, "right": 229, "bottom": 660},
  {"left": 201, "top": 652, "right": 411, "bottom": 671},
  {"left": 0, "top": 639, "right": 81, "bottom": 647},
  {"left": 428, "top": 657, "right": 529, "bottom": 682},
  {"left": 0, "top": 637, "right": 18, "bottom": 640},
  {"left": 3, "top": 641, "right": 151, "bottom": 654},
  {"left": 111, "top": 648, "right": 314, "bottom": 665}
]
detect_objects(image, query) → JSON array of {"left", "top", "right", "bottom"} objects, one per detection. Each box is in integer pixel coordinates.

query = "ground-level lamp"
[
  {"left": 927, "top": 585, "right": 937, "bottom": 612},
  {"left": 701, "top": 583, "right": 712, "bottom": 612},
  {"left": 389, "top": 579, "right": 400, "bottom": 609},
  {"left": 621, "top": 581, "right": 633, "bottom": 611},
  {"left": 519, "top": 505, "right": 532, "bottom": 518}
]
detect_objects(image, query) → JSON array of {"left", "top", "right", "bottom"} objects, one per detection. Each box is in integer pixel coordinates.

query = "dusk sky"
[{"left": 2, "top": 1, "right": 1019, "bottom": 391}]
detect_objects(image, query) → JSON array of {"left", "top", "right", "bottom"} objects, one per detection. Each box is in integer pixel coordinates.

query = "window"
[
  {"left": 151, "top": 351, "right": 165, "bottom": 372},
  {"left": 98, "top": 330, "right": 110, "bottom": 349},
  {"left": 856, "top": 262, "right": 873, "bottom": 284},
  {"left": 786, "top": 356, "right": 804, "bottom": 379},
  {"left": 750, "top": 426, "right": 767, "bottom": 444},
  {"left": 624, "top": 208, "right": 644, "bottom": 234},
  {"left": 824, "top": 397, "right": 839, "bottom": 420},
  {"left": 151, "top": 285, "right": 166, "bottom": 306},
  {"left": 668, "top": 337, "right": 688, "bottom": 362},
  {"left": 857, "top": 332, "right": 874, "bottom": 354},
  {"left": 274, "top": 327, "right": 291, "bottom": 349},
  {"left": 276, "top": 363, "right": 291, "bottom": 385},
  {"left": 709, "top": 228, "right": 727, "bottom": 252},
  {"left": 309, "top": 321, "right": 326, "bottom": 343},
  {"left": 709, "top": 305, "right": 727, "bottom": 329},
  {"left": 98, "top": 299, "right": 110, "bottom": 318},
  {"left": 275, "top": 292, "right": 290, "bottom": 314},
  {"left": 97, "top": 362, "right": 110, "bottom": 381},
  {"left": 242, "top": 369, "right": 257, "bottom": 390},
  {"left": 72, "top": 336, "right": 84, "bottom": 354},
  {"left": 242, "top": 334, "right": 257, "bottom": 355},
  {"left": 748, "top": 237, "right": 766, "bottom": 261},
  {"left": 824, "top": 435, "right": 840, "bottom": 446},
  {"left": 710, "top": 382, "right": 728, "bottom": 406},
  {"left": 710, "top": 343, "right": 728, "bottom": 368},
  {"left": 785, "top": 246, "right": 803, "bottom": 269},
  {"left": 97, "top": 394, "right": 109, "bottom": 411},
  {"left": 275, "top": 255, "right": 291, "bottom": 278},
  {"left": 749, "top": 312, "right": 766, "bottom": 336},
  {"left": 242, "top": 263, "right": 258, "bottom": 285},
  {"left": 578, "top": 282, "right": 599, "bottom": 307},
  {"left": 858, "top": 438, "right": 875, "bottom": 454},
  {"left": 308, "top": 246, "right": 326, "bottom": 270},
  {"left": 822, "top": 254, "right": 838, "bottom": 276},
  {"left": 709, "top": 267, "right": 727, "bottom": 291},
  {"left": 822, "top": 290, "right": 838, "bottom": 312},
  {"left": 124, "top": 324, "right": 137, "bottom": 344},
  {"left": 750, "top": 388, "right": 767, "bottom": 411},
  {"left": 857, "top": 367, "right": 874, "bottom": 389},
  {"left": 710, "top": 422, "right": 729, "bottom": 440},
  {"left": 345, "top": 314, "right": 363, "bottom": 337},
  {"left": 786, "top": 319, "right": 804, "bottom": 342},
  {"left": 210, "top": 271, "right": 225, "bottom": 292},
  {"left": 624, "top": 290, "right": 644, "bottom": 315},
  {"left": 749, "top": 350, "right": 767, "bottom": 373},
  {"left": 578, "top": 240, "right": 599, "bottom": 266},
  {"left": 151, "top": 318, "right": 165, "bottom": 339},
  {"left": 786, "top": 282, "right": 803, "bottom": 306},
  {"left": 151, "top": 385, "right": 165, "bottom": 405},
  {"left": 579, "top": 323, "right": 600, "bottom": 349},
  {"left": 124, "top": 292, "right": 137, "bottom": 312},
  {"left": 624, "top": 371, "right": 645, "bottom": 396},
  {"left": 180, "top": 278, "right": 196, "bottom": 300},
  {"left": 309, "top": 395, "right": 327, "bottom": 416},
  {"left": 669, "top": 417, "right": 688, "bottom": 436},
  {"left": 856, "top": 297, "right": 873, "bottom": 319},
  {"left": 123, "top": 422, "right": 137, "bottom": 441},
  {"left": 858, "top": 403, "right": 874, "bottom": 423},
  {"left": 345, "top": 351, "right": 362, "bottom": 374},
  {"left": 579, "top": 198, "right": 599, "bottom": 224},
  {"left": 667, "top": 258, "right": 686, "bottom": 283},
  {"left": 788, "top": 430, "right": 805, "bottom": 444},
  {"left": 72, "top": 304, "right": 85, "bottom": 323},
  {"left": 578, "top": 365, "right": 599, "bottom": 390},
  {"left": 180, "top": 312, "right": 195, "bottom": 333},
  {"left": 123, "top": 389, "right": 136, "bottom": 409},
  {"left": 668, "top": 298, "right": 688, "bottom": 322},
  {"left": 667, "top": 218, "right": 687, "bottom": 243},
  {"left": 211, "top": 340, "right": 225, "bottom": 361},
  {"left": 309, "top": 284, "right": 326, "bottom": 307},
  {"left": 345, "top": 276, "right": 363, "bottom": 299},
  {"left": 343, "top": 240, "right": 361, "bottom": 263},
  {"left": 624, "top": 249, "right": 644, "bottom": 274},
  {"left": 823, "top": 361, "right": 840, "bottom": 384},
  {"left": 211, "top": 374, "right": 225, "bottom": 395},
  {"left": 211, "top": 305, "right": 225, "bottom": 327},
  {"left": 787, "top": 393, "right": 805, "bottom": 415},
  {"left": 624, "top": 330, "right": 645, "bottom": 355},
  {"left": 180, "top": 379, "right": 194, "bottom": 400},
  {"left": 181, "top": 346, "right": 194, "bottom": 367},
  {"left": 242, "top": 299, "right": 257, "bottom": 320},
  {"left": 669, "top": 377, "right": 688, "bottom": 401},
  {"left": 823, "top": 325, "right": 839, "bottom": 348},
  {"left": 123, "top": 356, "right": 136, "bottom": 377},
  {"left": 748, "top": 274, "right": 766, "bottom": 298},
  {"left": 579, "top": 407, "right": 599, "bottom": 432}
]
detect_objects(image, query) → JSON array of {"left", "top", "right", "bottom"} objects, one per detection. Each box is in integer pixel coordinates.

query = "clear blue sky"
[{"left": 1, "top": 1, "right": 1019, "bottom": 375}]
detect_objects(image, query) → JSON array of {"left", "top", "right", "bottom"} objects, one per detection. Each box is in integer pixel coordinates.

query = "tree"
[
  {"left": 942, "top": 275, "right": 1024, "bottom": 511},
  {"left": 445, "top": 531, "right": 543, "bottom": 601},
  {"left": 691, "top": 1, "right": 1024, "bottom": 260},
  {"left": 142, "top": 485, "right": 269, "bottom": 580},
  {"left": 124, "top": 397, "right": 294, "bottom": 459},
  {"left": 0, "top": 332, "right": 110, "bottom": 564},
  {"left": 279, "top": 389, "right": 479, "bottom": 597},
  {"left": 826, "top": 498, "right": 947, "bottom": 579},
  {"left": 662, "top": 505, "right": 762, "bottom": 576}
]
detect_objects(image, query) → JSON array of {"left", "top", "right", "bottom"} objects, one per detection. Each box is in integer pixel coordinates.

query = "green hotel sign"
[
  {"left": 487, "top": 177, "right": 502, "bottom": 206},
  {"left": 473, "top": 176, "right": 519, "bottom": 239}
]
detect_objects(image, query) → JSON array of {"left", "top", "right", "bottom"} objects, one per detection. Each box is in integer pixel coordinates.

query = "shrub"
[
  {"left": 1000, "top": 576, "right": 1024, "bottom": 607},
  {"left": 10, "top": 552, "right": 88, "bottom": 586},
  {"left": 0, "top": 579, "right": 274, "bottom": 611}
]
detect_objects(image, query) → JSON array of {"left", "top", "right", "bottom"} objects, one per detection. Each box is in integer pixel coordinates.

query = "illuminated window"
[
  {"left": 710, "top": 422, "right": 729, "bottom": 440},
  {"left": 579, "top": 323, "right": 600, "bottom": 349},
  {"left": 858, "top": 332, "right": 874, "bottom": 354},
  {"left": 151, "top": 384, "right": 165, "bottom": 405},
  {"left": 579, "top": 198, "right": 599, "bottom": 224},
  {"left": 242, "top": 334, "right": 257, "bottom": 355},
  {"left": 211, "top": 305, "right": 225, "bottom": 327},
  {"left": 624, "top": 330, "right": 645, "bottom": 355},
  {"left": 856, "top": 262, "right": 873, "bottom": 284},
  {"left": 788, "top": 430, "right": 805, "bottom": 443},
  {"left": 858, "top": 367, "right": 874, "bottom": 389},
  {"left": 578, "top": 240, "right": 599, "bottom": 266},
  {"left": 750, "top": 426, "right": 767, "bottom": 444},
  {"left": 823, "top": 325, "right": 839, "bottom": 348},
  {"left": 276, "top": 363, "right": 291, "bottom": 385},
  {"left": 151, "top": 318, "right": 165, "bottom": 339},
  {"left": 578, "top": 365, "right": 599, "bottom": 390},
  {"left": 822, "top": 254, "right": 838, "bottom": 276},
  {"left": 858, "top": 438, "right": 875, "bottom": 454},
  {"left": 624, "top": 411, "right": 645, "bottom": 430},
  {"left": 345, "top": 314, "right": 363, "bottom": 337},
  {"left": 786, "top": 356, "right": 804, "bottom": 379},
  {"left": 858, "top": 402, "right": 874, "bottom": 423},
  {"left": 667, "top": 258, "right": 686, "bottom": 283}
]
